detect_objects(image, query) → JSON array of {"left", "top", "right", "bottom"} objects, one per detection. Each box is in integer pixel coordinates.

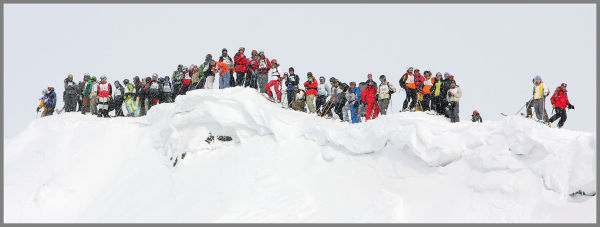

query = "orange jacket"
[
  {"left": 422, "top": 76, "right": 434, "bottom": 94},
  {"left": 213, "top": 61, "right": 230, "bottom": 76},
  {"left": 402, "top": 73, "right": 416, "bottom": 89}
]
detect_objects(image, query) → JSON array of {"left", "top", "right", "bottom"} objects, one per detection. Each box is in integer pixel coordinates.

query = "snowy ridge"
[{"left": 5, "top": 87, "right": 596, "bottom": 222}]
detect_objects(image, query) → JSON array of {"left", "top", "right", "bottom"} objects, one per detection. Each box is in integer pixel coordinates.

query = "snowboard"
[{"left": 125, "top": 97, "right": 140, "bottom": 117}]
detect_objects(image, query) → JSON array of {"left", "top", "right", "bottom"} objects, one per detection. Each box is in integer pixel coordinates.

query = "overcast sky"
[{"left": 4, "top": 4, "right": 596, "bottom": 138}]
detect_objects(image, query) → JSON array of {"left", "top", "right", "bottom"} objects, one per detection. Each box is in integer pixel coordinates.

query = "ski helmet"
[
  {"left": 252, "top": 50, "right": 258, "bottom": 55},
  {"left": 239, "top": 47, "right": 245, "bottom": 51},
  {"left": 473, "top": 110, "right": 479, "bottom": 115},
  {"left": 443, "top": 72, "right": 450, "bottom": 78},
  {"left": 561, "top": 83, "right": 567, "bottom": 88},
  {"left": 159, "top": 77, "right": 165, "bottom": 82},
  {"left": 145, "top": 77, "right": 151, "bottom": 82},
  {"left": 91, "top": 76, "right": 97, "bottom": 81},
  {"left": 436, "top": 72, "right": 442, "bottom": 77},
  {"left": 48, "top": 87, "right": 54, "bottom": 91},
  {"left": 289, "top": 67, "right": 295, "bottom": 72},
  {"left": 123, "top": 79, "right": 129, "bottom": 84},
  {"left": 534, "top": 75, "right": 541, "bottom": 80},
  {"left": 271, "top": 59, "right": 278, "bottom": 65},
  {"left": 222, "top": 48, "right": 227, "bottom": 52},
  {"left": 206, "top": 54, "right": 212, "bottom": 59},
  {"left": 100, "top": 75, "right": 107, "bottom": 81},
  {"left": 424, "top": 71, "right": 431, "bottom": 76},
  {"left": 379, "top": 75, "right": 386, "bottom": 80},
  {"left": 84, "top": 72, "right": 90, "bottom": 77},
  {"left": 284, "top": 72, "right": 289, "bottom": 76},
  {"left": 330, "top": 77, "right": 337, "bottom": 83},
  {"left": 307, "top": 72, "right": 313, "bottom": 76},
  {"left": 152, "top": 73, "right": 158, "bottom": 78},
  {"left": 259, "top": 50, "right": 264, "bottom": 56},
  {"left": 319, "top": 76, "right": 325, "bottom": 81}
]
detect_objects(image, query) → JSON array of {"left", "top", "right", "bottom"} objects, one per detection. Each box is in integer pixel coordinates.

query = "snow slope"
[{"left": 4, "top": 88, "right": 596, "bottom": 223}]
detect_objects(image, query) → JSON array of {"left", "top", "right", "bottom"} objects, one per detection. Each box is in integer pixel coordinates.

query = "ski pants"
[
  {"left": 229, "top": 69, "right": 235, "bottom": 87},
  {"left": 342, "top": 102, "right": 359, "bottom": 123},
  {"left": 65, "top": 93, "right": 77, "bottom": 112},
  {"left": 286, "top": 90, "right": 295, "bottom": 108},
  {"left": 306, "top": 94, "right": 316, "bottom": 113},
  {"left": 377, "top": 98, "right": 390, "bottom": 115},
  {"left": 422, "top": 94, "right": 433, "bottom": 111},
  {"left": 41, "top": 106, "right": 55, "bottom": 117},
  {"left": 316, "top": 95, "right": 327, "bottom": 115},
  {"left": 205, "top": 76, "right": 215, "bottom": 89},
  {"left": 403, "top": 89, "right": 417, "bottom": 110},
  {"left": 163, "top": 93, "right": 173, "bottom": 103},
  {"left": 98, "top": 97, "right": 109, "bottom": 115},
  {"left": 334, "top": 102, "right": 345, "bottom": 120},
  {"left": 549, "top": 107, "right": 567, "bottom": 128},
  {"left": 531, "top": 98, "right": 548, "bottom": 122},
  {"left": 114, "top": 96, "right": 124, "bottom": 116},
  {"left": 449, "top": 101, "right": 460, "bottom": 123},
  {"left": 292, "top": 100, "right": 306, "bottom": 111},
  {"left": 90, "top": 95, "right": 98, "bottom": 115},
  {"left": 236, "top": 72, "right": 246, "bottom": 87},
  {"left": 258, "top": 73, "right": 268, "bottom": 93},
  {"left": 432, "top": 95, "right": 443, "bottom": 114},
  {"left": 219, "top": 73, "right": 231, "bottom": 89},
  {"left": 190, "top": 82, "right": 199, "bottom": 91},
  {"left": 365, "top": 100, "right": 379, "bottom": 121},
  {"left": 266, "top": 80, "right": 281, "bottom": 101},
  {"left": 173, "top": 83, "right": 182, "bottom": 97}
]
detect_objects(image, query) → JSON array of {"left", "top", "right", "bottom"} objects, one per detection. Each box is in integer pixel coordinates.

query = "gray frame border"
[{"left": 1, "top": 0, "right": 597, "bottom": 226}]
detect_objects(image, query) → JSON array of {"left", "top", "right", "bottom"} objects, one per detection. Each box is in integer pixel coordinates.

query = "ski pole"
[{"left": 515, "top": 98, "right": 532, "bottom": 115}]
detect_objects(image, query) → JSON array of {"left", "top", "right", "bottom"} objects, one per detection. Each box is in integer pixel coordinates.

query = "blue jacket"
[
  {"left": 352, "top": 87, "right": 362, "bottom": 103},
  {"left": 45, "top": 91, "right": 57, "bottom": 107}
]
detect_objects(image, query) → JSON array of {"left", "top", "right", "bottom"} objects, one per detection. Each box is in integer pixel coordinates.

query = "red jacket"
[
  {"left": 248, "top": 57, "right": 258, "bottom": 71},
  {"left": 257, "top": 57, "right": 271, "bottom": 74},
  {"left": 304, "top": 76, "right": 318, "bottom": 96},
  {"left": 414, "top": 73, "right": 425, "bottom": 90},
  {"left": 550, "top": 88, "right": 570, "bottom": 109},
  {"left": 234, "top": 53, "right": 248, "bottom": 72},
  {"left": 97, "top": 82, "right": 112, "bottom": 98},
  {"left": 361, "top": 85, "right": 377, "bottom": 102}
]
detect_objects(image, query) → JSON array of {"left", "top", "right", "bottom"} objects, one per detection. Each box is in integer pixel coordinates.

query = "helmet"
[
  {"left": 367, "top": 79, "right": 376, "bottom": 86},
  {"left": 289, "top": 67, "right": 295, "bottom": 72},
  {"left": 222, "top": 48, "right": 227, "bottom": 52},
  {"left": 561, "top": 83, "right": 567, "bottom": 88},
  {"left": 534, "top": 75, "right": 541, "bottom": 80},
  {"left": 100, "top": 75, "right": 107, "bottom": 81},
  {"left": 252, "top": 50, "right": 258, "bottom": 55},
  {"left": 473, "top": 110, "right": 479, "bottom": 114},
  {"left": 183, "top": 66, "right": 188, "bottom": 71},
  {"left": 84, "top": 72, "right": 90, "bottom": 77},
  {"left": 449, "top": 75, "right": 455, "bottom": 80},
  {"left": 259, "top": 50, "right": 264, "bottom": 55},
  {"left": 145, "top": 77, "right": 151, "bottom": 82},
  {"left": 123, "top": 79, "right": 129, "bottom": 84},
  {"left": 330, "top": 77, "right": 337, "bottom": 83},
  {"left": 91, "top": 76, "right": 97, "bottom": 81},
  {"left": 436, "top": 72, "right": 442, "bottom": 77},
  {"left": 159, "top": 77, "right": 165, "bottom": 82},
  {"left": 48, "top": 87, "right": 54, "bottom": 91},
  {"left": 284, "top": 72, "right": 289, "bottom": 76},
  {"left": 443, "top": 72, "right": 450, "bottom": 78},
  {"left": 367, "top": 73, "right": 373, "bottom": 77},
  {"left": 424, "top": 71, "right": 431, "bottom": 76},
  {"left": 307, "top": 72, "right": 313, "bottom": 76},
  {"left": 271, "top": 59, "right": 278, "bottom": 65},
  {"left": 114, "top": 80, "right": 120, "bottom": 84},
  {"left": 152, "top": 73, "right": 158, "bottom": 78},
  {"left": 239, "top": 47, "right": 245, "bottom": 51},
  {"left": 206, "top": 54, "right": 212, "bottom": 59},
  {"left": 379, "top": 75, "right": 386, "bottom": 80},
  {"left": 133, "top": 76, "right": 140, "bottom": 82},
  {"left": 42, "top": 89, "right": 48, "bottom": 95},
  {"left": 178, "top": 64, "right": 183, "bottom": 68},
  {"left": 319, "top": 76, "right": 325, "bottom": 80},
  {"left": 408, "top": 67, "right": 414, "bottom": 71}
]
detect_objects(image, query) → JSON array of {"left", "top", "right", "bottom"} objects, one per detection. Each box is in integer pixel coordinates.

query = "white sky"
[{"left": 4, "top": 4, "right": 596, "bottom": 138}]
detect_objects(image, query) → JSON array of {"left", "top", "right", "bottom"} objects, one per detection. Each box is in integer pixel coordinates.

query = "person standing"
[
  {"left": 316, "top": 76, "right": 331, "bottom": 116},
  {"left": 161, "top": 76, "right": 174, "bottom": 103},
  {"left": 214, "top": 60, "right": 231, "bottom": 89},
  {"left": 63, "top": 74, "right": 77, "bottom": 112},
  {"left": 257, "top": 51, "right": 271, "bottom": 93},
  {"left": 122, "top": 79, "right": 136, "bottom": 116},
  {"left": 361, "top": 79, "right": 379, "bottom": 121},
  {"left": 399, "top": 67, "right": 417, "bottom": 111},
  {"left": 172, "top": 64, "right": 184, "bottom": 98},
  {"left": 342, "top": 82, "right": 359, "bottom": 123},
  {"left": 527, "top": 75, "right": 550, "bottom": 123},
  {"left": 303, "top": 72, "right": 318, "bottom": 113},
  {"left": 113, "top": 80, "right": 125, "bottom": 117},
  {"left": 432, "top": 72, "right": 444, "bottom": 114},
  {"left": 548, "top": 83, "right": 574, "bottom": 128},
  {"left": 202, "top": 54, "right": 216, "bottom": 89},
  {"left": 265, "top": 59, "right": 282, "bottom": 102},
  {"left": 190, "top": 65, "right": 201, "bottom": 91},
  {"left": 421, "top": 71, "right": 435, "bottom": 111},
  {"left": 285, "top": 67, "right": 299, "bottom": 108},
  {"left": 234, "top": 47, "right": 248, "bottom": 87},
  {"left": 219, "top": 48, "right": 235, "bottom": 87},
  {"left": 97, "top": 76, "right": 112, "bottom": 118},
  {"left": 376, "top": 75, "right": 396, "bottom": 115},
  {"left": 446, "top": 81, "right": 462, "bottom": 123},
  {"left": 89, "top": 76, "right": 99, "bottom": 115}
]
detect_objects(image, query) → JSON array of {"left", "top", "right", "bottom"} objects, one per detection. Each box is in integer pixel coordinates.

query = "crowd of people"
[{"left": 36, "top": 47, "right": 574, "bottom": 128}]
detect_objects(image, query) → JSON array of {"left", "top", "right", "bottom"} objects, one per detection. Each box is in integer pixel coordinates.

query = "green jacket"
[{"left": 198, "top": 64, "right": 206, "bottom": 79}]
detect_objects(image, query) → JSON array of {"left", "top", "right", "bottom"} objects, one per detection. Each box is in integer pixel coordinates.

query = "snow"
[{"left": 4, "top": 87, "right": 596, "bottom": 223}]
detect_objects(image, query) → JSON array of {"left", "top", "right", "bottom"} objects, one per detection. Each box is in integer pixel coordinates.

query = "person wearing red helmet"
[
  {"left": 266, "top": 59, "right": 282, "bottom": 102},
  {"left": 471, "top": 110, "right": 482, "bottom": 123},
  {"left": 361, "top": 79, "right": 379, "bottom": 121},
  {"left": 548, "top": 83, "right": 574, "bottom": 128}
]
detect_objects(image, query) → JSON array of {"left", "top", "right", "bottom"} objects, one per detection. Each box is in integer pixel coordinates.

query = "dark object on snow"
[
  {"left": 205, "top": 133, "right": 215, "bottom": 144},
  {"left": 217, "top": 136, "right": 233, "bottom": 141},
  {"left": 570, "top": 190, "right": 596, "bottom": 197}
]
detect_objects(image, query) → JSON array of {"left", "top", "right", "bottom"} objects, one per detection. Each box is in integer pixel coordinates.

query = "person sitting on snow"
[
  {"left": 291, "top": 86, "right": 306, "bottom": 112},
  {"left": 37, "top": 87, "right": 56, "bottom": 117},
  {"left": 471, "top": 110, "right": 482, "bottom": 123}
]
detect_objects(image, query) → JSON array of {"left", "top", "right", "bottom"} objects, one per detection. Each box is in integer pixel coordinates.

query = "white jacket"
[
  {"left": 533, "top": 82, "right": 550, "bottom": 100},
  {"left": 446, "top": 86, "right": 462, "bottom": 102},
  {"left": 269, "top": 67, "right": 281, "bottom": 81}
]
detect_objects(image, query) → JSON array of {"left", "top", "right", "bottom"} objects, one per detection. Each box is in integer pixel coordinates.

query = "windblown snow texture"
[{"left": 4, "top": 88, "right": 596, "bottom": 223}]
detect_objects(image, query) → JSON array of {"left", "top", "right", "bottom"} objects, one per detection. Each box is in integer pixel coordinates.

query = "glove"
[
  {"left": 308, "top": 77, "right": 313, "bottom": 83},
  {"left": 388, "top": 91, "right": 393, "bottom": 95},
  {"left": 36, "top": 107, "right": 40, "bottom": 112},
  {"left": 568, "top": 104, "right": 575, "bottom": 109}
]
